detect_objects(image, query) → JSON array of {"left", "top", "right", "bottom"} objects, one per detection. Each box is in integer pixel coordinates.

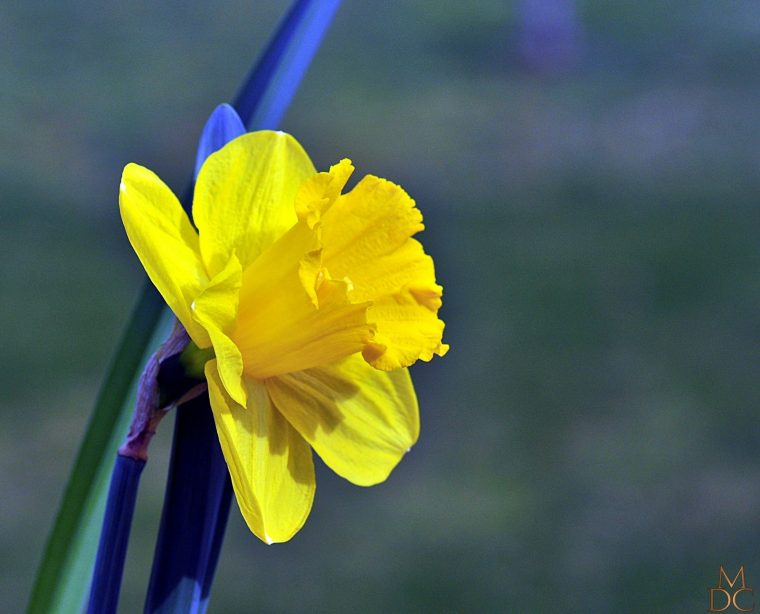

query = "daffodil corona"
[{"left": 120, "top": 131, "right": 447, "bottom": 543}]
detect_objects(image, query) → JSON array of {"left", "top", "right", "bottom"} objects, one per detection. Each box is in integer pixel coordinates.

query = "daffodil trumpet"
[{"left": 120, "top": 129, "right": 449, "bottom": 545}]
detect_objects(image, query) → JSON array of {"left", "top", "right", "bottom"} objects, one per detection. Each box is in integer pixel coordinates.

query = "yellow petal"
[
  {"left": 294, "top": 159, "right": 354, "bottom": 228},
  {"left": 266, "top": 354, "right": 419, "bottom": 486},
  {"left": 205, "top": 360, "right": 315, "bottom": 543},
  {"left": 193, "top": 131, "right": 316, "bottom": 277},
  {"left": 362, "top": 284, "right": 449, "bottom": 370},
  {"left": 191, "top": 256, "right": 246, "bottom": 406},
  {"left": 119, "top": 163, "right": 210, "bottom": 347},
  {"left": 232, "top": 220, "right": 374, "bottom": 379},
  {"left": 320, "top": 175, "right": 448, "bottom": 369}
]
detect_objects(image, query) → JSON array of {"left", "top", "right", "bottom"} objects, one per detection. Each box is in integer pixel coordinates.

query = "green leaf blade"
[{"left": 27, "top": 290, "right": 168, "bottom": 614}]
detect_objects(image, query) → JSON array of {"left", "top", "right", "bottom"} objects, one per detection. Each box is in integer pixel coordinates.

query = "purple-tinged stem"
[
  {"left": 119, "top": 323, "right": 196, "bottom": 461},
  {"left": 87, "top": 322, "right": 202, "bottom": 613}
]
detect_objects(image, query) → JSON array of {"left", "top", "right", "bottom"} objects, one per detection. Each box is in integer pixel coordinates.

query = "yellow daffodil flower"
[{"left": 119, "top": 131, "right": 448, "bottom": 543}]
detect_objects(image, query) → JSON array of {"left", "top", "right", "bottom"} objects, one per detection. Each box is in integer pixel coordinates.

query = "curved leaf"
[{"left": 28, "top": 1, "right": 342, "bottom": 611}]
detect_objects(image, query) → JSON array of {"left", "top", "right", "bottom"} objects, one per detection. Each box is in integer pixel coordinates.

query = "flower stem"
[
  {"left": 87, "top": 322, "right": 203, "bottom": 613},
  {"left": 144, "top": 396, "right": 233, "bottom": 613},
  {"left": 86, "top": 455, "right": 144, "bottom": 614},
  {"left": 119, "top": 323, "right": 194, "bottom": 461}
]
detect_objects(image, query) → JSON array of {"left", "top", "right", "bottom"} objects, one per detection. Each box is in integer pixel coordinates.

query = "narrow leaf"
[
  {"left": 234, "top": 0, "right": 342, "bottom": 130},
  {"left": 29, "top": 2, "right": 342, "bottom": 611},
  {"left": 27, "top": 297, "right": 170, "bottom": 614}
]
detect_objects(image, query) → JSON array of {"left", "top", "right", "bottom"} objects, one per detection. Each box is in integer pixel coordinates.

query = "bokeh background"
[{"left": 5, "top": 1, "right": 760, "bottom": 611}]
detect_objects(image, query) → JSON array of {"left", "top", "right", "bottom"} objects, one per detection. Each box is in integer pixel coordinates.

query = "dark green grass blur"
[{"left": 5, "top": 1, "right": 760, "bottom": 612}]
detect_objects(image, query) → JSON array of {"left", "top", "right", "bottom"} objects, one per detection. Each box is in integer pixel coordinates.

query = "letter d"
[{"left": 710, "top": 588, "right": 731, "bottom": 612}]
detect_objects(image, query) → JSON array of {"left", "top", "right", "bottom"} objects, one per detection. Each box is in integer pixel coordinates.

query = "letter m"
[{"left": 719, "top": 566, "right": 749, "bottom": 590}]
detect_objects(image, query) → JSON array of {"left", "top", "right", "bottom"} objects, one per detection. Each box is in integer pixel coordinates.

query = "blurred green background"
[{"left": 5, "top": 1, "right": 760, "bottom": 611}]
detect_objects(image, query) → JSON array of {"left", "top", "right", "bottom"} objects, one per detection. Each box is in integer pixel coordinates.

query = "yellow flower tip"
[
  {"left": 325, "top": 158, "right": 354, "bottom": 199},
  {"left": 295, "top": 158, "right": 354, "bottom": 228},
  {"left": 361, "top": 175, "right": 426, "bottom": 235},
  {"left": 330, "top": 158, "right": 354, "bottom": 182},
  {"left": 418, "top": 341, "right": 450, "bottom": 363},
  {"left": 119, "top": 162, "right": 139, "bottom": 190}
]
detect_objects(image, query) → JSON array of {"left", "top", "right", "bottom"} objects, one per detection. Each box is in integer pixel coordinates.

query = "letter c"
[{"left": 733, "top": 587, "right": 755, "bottom": 612}]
